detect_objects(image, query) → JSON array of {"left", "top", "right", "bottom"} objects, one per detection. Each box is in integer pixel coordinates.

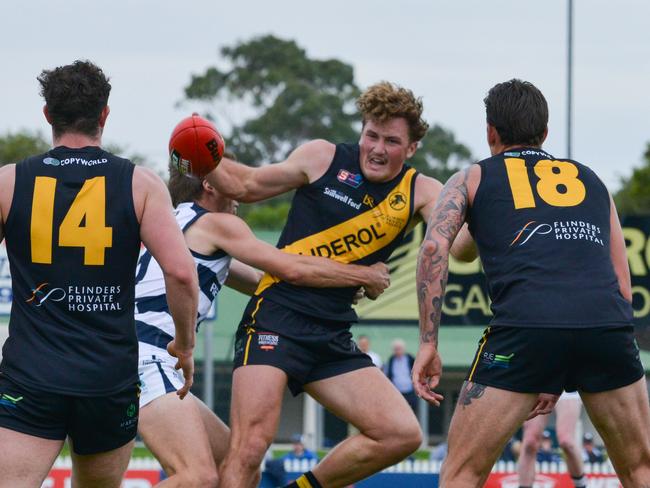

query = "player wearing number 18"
[
  {"left": 0, "top": 61, "right": 199, "bottom": 488},
  {"left": 413, "top": 79, "right": 650, "bottom": 486}
]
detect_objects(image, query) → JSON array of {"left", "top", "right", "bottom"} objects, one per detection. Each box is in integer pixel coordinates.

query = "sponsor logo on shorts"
[
  {"left": 121, "top": 402, "right": 138, "bottom": 430},
  {"left": 127, "top": 403, "right": 137, "bottom": 418},
  {"left": 510, "top": 220, "right": 604, "bottom": 247},
  {"left": 258, "top": 332, "right": 279, "bottom": 351},
  {"left": 481, "top": 352, "right": 514, "bottom": 369},
  {"left": 337, "top": 169, "right": 363, "bottom": 188},
  {"left": 0, "top": 393, "right": 23, "bottom": 409}
]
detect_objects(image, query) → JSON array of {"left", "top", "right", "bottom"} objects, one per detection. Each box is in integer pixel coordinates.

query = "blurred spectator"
[
  {"left": 430, "top": 441, "right": 448, "bottom": 461},
  {"left": 385, "top": 339, "right": 417, "bottom": 411},
  {"left": 582, "top": 432, "right": 605, "bottom": 463},
  {"left": 283, "top": 434, "right": 318, "bottom": 462},
  {"left": 537, "top": 430, "right": 561, "bottom": 463},
  {"left": 357, "top": 334, "right": 383, "bottom": 369}
]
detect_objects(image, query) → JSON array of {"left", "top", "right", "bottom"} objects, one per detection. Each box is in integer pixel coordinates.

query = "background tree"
[
  {"left": 615, "top": 142, "right": 650, "bottom": 215},
  {"left": 0, "top": 130, "right": 49, "bottom": 166},
  {"left": 184, "top": 34, "right": 473, "bottom": 228},
  {"left": 0, "top": 130, "right": 156, "bottom": 174}
]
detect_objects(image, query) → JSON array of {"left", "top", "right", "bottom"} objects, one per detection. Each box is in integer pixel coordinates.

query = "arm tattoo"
[
  {"left": 458, "top": 381, "right": 486, "bottom": 408},
  {"left": 416, "top": 169, "right": 470, "bottom": 347}
]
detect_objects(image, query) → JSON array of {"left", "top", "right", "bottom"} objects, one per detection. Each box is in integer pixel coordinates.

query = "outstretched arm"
[
  {"left": 203, "top": 139, "right": 335, "bottom": 203},
  {"left": 412, "top": 168, "right": 470, "bottom": 405},
  {"left": 194, "top": 213, "right": 390, "bottom": 297},
  {"left": 225, "top": 259, "right": 264, "bottom": 296}
]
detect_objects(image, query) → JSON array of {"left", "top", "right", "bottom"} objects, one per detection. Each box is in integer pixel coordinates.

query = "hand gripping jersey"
[
  {"left": 134, "top": 202, "right": 231, "bottom": 356},
  {"left": 2, "top": 146, "right": 141, "bottom": 395},
  {"left": 255, "top": 143, "right": 419, "bottom": 322},
  {"left": 468, "top": 147, "right": 632, "bottom": 328}
]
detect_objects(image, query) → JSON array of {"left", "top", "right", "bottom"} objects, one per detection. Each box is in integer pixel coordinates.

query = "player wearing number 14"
[
  {"left": 0, "top": 61, "right": 198, "bottom": 488},
  {"left": 413, "top": 79, "right": 650, "bottom": 486}
]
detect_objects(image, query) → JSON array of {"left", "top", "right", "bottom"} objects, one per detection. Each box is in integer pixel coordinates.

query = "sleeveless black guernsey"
[
  {"left": 468, "top": 147, "right": 632, "bottom": 328},
  {"left": 254, "top": 143, "right": 419, "bottom": 322},
  {"left": 2, "top": 146, "right": 141, "bottom": 395}
]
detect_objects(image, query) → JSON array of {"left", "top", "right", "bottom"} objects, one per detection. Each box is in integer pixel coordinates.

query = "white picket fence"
[{"left": 279, "top": 458, "right": 616, "bottom": 475}]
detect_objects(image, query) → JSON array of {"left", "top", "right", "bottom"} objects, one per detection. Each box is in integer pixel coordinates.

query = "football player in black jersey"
[
  {"left": 197, "top": 82, "right": 472, "bottom": 488},
  {"left": 414, "top": 79, "right": 650, "bottom": 486},
  {"left": 0, "top": 61, "right": 198, "bottom": 488}
]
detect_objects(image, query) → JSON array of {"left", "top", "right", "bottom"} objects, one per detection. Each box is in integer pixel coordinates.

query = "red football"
[{"left": 168, "top": 113, "right": 225, "bottom": 178}]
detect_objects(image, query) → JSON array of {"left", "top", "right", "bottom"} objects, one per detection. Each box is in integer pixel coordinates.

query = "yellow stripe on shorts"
[
  {"left": 468, "top": 326, "right": 491, "bottom": 382},
  {"left": 243, "top": 298, "right": 264, "bottom": 366}
]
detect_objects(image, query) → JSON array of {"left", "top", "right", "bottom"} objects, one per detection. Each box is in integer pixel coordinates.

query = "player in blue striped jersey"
[{"left": 135, "top": 165, "right": 390, "bottom": 488}]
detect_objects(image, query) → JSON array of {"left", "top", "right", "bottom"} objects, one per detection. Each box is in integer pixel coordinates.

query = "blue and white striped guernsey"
[{"left": 135, "top": 202, "right": 231, "bottom": 358}]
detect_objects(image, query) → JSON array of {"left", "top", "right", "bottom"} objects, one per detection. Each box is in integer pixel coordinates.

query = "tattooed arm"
[{"left": 412, "top": 168, "right": 472, "bottom": 406}]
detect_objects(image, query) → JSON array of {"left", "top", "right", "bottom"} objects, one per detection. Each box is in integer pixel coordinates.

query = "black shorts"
[
  {"left": 0, "top": 373, "right": 139, "bottom": 455},
  {"left": 466, "top": 325, "right": 645, "bottom": 394},
  {"left": 233, "top": 298, "right": 374, "bottom": 396}
]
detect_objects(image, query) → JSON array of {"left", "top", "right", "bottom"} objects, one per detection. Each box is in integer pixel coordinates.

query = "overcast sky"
[{"left": 1, "top": 0, "right": 648, "bottom": 190}]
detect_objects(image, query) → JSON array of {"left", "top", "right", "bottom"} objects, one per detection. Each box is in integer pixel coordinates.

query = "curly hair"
[
  {"left": 38, "top": 60, "right": 111, "bottom": 138},
  {"left": 356, "top": 81, "right": 429, "bottom": 142}
]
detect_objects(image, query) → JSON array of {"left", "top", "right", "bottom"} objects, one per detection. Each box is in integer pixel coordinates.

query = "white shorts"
[
  {"left": 138, "top": 354, "right": 184, "bottom": 408},
  {"left": 559, "top": 390, "right": 582, "bottom": 402}
]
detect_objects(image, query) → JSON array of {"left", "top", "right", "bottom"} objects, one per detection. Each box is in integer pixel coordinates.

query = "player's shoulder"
[
  {"left": 414, "top": 172, "right": 443, "bottom": 196},
  {"left": 0, "top": 163, "right": 16, "bottom": 180},
  {"left": 288, "top": 139, "right": 336, "bottom": 165},
  {"left": 193, "top": 211, "right": 251, "bottom": 237},
  {"left": 133, "top": 166, "right": 166, "bottom": 192}
]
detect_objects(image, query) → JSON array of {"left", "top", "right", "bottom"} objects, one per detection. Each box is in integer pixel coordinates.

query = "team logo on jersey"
[
  {"left": 388, "top": 191, "right": 407, "bottom": 210},
  {"left": 258, "top": 332, "right": 279, "bottom": 351},
  {"left": 481, "top": 352, "right": 514, "bottom": 369},
  {"left": 510, "top": 221, "right": 553, "bottom": 246},
  {"left": 43, "top": 157, "right": 61, "bottom": 166},
  {"left": 25, "top": 282, "right": 66, "bottom": 306},
  {"left": 363, "top": 194, "right": 375, "bottom": 208},
  {"left": 337, "top": 169, "right": 363, "bottom": 188}
]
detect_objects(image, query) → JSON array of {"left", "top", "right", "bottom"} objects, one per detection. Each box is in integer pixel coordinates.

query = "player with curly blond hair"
[{"left": 190, "top": 81, "right": 472, "bottom": 488}]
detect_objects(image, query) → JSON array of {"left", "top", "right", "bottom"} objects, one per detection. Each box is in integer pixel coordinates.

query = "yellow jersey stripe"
[
  {"left": 255, "top": 168, "right": 416, "bottom": 295},
  {"left": 468, "top": 326, "right": 491, "bottom": 381}
]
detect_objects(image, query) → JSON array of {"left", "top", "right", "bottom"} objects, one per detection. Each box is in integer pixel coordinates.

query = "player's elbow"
[
  {"left": 164, "top": 260, "right": 198, "bottom": 289},
  {"left": 420, "top": 238, "right": 448, "bottom": 259},
  {"left": 276, "top": 264, "right": 306, "bottom": 285}
]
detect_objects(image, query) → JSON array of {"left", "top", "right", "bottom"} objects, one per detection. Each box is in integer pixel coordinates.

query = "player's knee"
[
  {"left": 557, "top": 436, "right": 576, "bottom": 454},
  {"left": 389, "top": 421, "right": 422, "bottom": 457},
  {"left": 234, "top": 435, "right": 271, "bottom": 469},
  {"left": 521, "top": 437, "right": 540, "bottom": 456}
]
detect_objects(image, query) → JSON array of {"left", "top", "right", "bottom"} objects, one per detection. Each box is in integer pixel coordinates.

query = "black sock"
[{"left": 572, "top": 474, "right": 587, "bottom": 488}]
